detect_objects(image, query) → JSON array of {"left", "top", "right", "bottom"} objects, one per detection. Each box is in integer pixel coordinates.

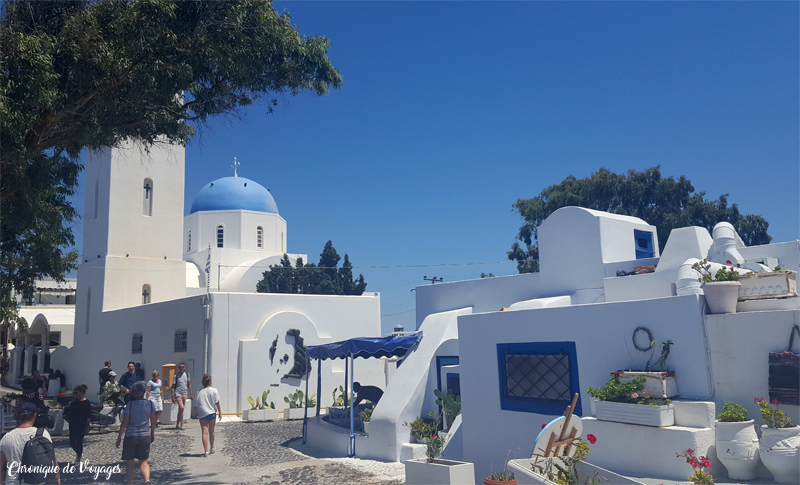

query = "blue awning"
[{"left": 307, "top": 333, "right": 423, "bottom": 361}]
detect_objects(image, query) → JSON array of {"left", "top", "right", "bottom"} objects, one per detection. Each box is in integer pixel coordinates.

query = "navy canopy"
[{"left": 307, "top": 333, "right": 422, "bottom": 361}]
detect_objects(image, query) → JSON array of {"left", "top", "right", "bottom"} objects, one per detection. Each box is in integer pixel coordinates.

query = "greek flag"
[{"left": 206, "top": 244, "right": 211, "bottom": 274}]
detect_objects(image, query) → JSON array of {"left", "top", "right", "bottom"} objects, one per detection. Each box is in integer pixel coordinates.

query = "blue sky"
[{"left": 70, "top": 1, "right": 799, "bottom": 334}]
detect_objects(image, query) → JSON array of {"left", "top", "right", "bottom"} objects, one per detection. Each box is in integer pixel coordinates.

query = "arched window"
[
  {"left": 187, "top": 229, "right": 192, "bottom": 252},
  {"left": 216, "top": 225, "right": 224, "bottom": 248},
  {"left": 93, "top": 179, "right": 99, "bottom": 219},
  {"left": 143, "top": 178, "right": 153, "bottom": 216},
  {"left": 85, "top": 288, "right": 91, "bottom": 334},
  {"left": 142, "top": 284, "right": 151, "bottom": 304},
  {"left": 257, "top": 227, "right": 263, "bottom": 249}
]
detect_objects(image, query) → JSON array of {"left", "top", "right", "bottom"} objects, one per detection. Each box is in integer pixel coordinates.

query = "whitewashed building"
[
  {"left": 331, "top": 206, "right": 799, "bottom": 482},
  {"left": 29, "top": 140, "right": 385, "bottom": 413}
]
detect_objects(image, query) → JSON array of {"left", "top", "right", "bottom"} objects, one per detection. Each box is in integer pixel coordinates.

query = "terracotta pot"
[{"left": 484, "top": 479, "right": 516, "bottom": 485}]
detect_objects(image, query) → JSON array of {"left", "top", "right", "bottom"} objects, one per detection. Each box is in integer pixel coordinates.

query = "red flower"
[
  {"left": 689, "top": 457, "right": 699, "bottom": 469},
  {"left": 726, "top": 260, "right": 733, "bottom": 265},
  {"left": 586, "top": 434, "right": 597, "bottom": 444},
  {"left": 541, "top": 424, "right": 546, "bottom": 429},
  {"left": 701, "top": 457, "right": 712, "bottom": 469},
  {"left": 774, "top": 399, "right": 779, "bottom": 405}
]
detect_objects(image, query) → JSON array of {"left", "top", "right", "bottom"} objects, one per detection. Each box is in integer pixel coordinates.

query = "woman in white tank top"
[{"left": 145, "top": 370, "right": 163, "bottom": 424}]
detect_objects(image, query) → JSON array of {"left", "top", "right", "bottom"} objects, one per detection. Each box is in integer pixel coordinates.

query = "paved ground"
[{"left": 49, "top": 418, "right": 405, "bottom": 484}]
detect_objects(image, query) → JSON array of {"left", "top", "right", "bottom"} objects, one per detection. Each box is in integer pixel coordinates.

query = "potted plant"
[
  {"left": 613, "top": 337, "right": 678, "bottom": 398},
  {"left": 587, "top": 375, "right": 673, "bottom": 427},
  {"left": 738, "top": 266, "right": 798, "bottom": 300},
  {"left": 484, "top": 470, "right": 515, "bottom": 485},
  {"left": 404, "top": 416, "right": 437, "bottom": 444},
  {"left": 677, "top": 448, "right": 714, "bottom": 485},
  {"left": 692, "top": 259, "right": 741, "bottom": 314},
  {"left": 282, "top": 389, "right": 315, "bottom": 419},
  {"left": 404, "top": 412, "right": 475, "bottom": 485},
  {"left": 715, "top": 402, "right": 759, "bottom": 480},
  {"left": 243, "top": 390, "right": 278, "bottom": 421},
  {"left": 755, "top": 398, "right": 800, "bottom": 484},
  {"left": 359, "top": 407, "right": 372, "bottom": 434}
]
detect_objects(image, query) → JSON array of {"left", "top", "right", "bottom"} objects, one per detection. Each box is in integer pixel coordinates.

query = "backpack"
[{"left": 20, "top": 428, "right": 56, "bottom": 484}]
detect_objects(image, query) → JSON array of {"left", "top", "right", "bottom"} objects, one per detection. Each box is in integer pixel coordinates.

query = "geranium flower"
[
  {"left": 586, "top": 434, "right": 597, "bottom": 444},
  {"left": 726, "top": 260, "right": 732, "bottom": 265},
  {"left": 773, "top": 399, "right": 779, "bottom": 405},
  {"left": 541, "top": 423, "right": 546, "bottom": 429},
  {"left": 631, "top": 393, "right": 639, "bottom": 399},
  {"left": 701, "top": 457, "right": 712, "bottom": 469}
]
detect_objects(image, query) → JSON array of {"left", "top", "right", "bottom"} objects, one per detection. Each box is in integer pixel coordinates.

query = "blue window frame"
[
  {"left": 634, "top": 230, "right": 654, "bottom": 259},
  {"left": 497, "top": 341, "right": 581, "bottom": 415}
]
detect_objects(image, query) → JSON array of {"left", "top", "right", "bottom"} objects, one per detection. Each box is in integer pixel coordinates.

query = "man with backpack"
[{"left": 0, "top": 402, "right": 60, "bottom": 484}]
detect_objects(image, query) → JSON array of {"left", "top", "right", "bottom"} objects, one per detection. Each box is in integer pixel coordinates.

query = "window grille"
[
  {"left": 187, "top": 229, "right": 192, "bottom": 252},
  {"left": 132, "top": 334, "right": 143, "bottom": 354},
  {"left": 497, "top": 341, "right": 581, "bottom": 415},
  {"left": 174, "top": 330, "right": 188, "bottom": 352},
  {"left": 216, "top": 225, "right": 224, "bottom": 248},
  {"left": 257, "top": 227, "right": 263, "bottom": 249}
]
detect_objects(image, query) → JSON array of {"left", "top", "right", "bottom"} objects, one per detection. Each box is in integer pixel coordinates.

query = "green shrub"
[{"left": 717, "top": 402, "right": 748, "bottom": 422}]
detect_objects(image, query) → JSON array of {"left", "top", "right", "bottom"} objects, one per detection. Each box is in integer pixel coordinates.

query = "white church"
[{"left": 9, "top": 140, "right": 386, "bottom": 413}]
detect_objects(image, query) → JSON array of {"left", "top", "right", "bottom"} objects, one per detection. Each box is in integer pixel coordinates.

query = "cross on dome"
[{"left": 231, "top": 157, "right": 240, "bottom": 177}]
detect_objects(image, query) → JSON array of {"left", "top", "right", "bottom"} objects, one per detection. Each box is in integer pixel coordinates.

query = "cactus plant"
[
  {"left": 284, "top": 390, "right": 303, "bottom": 409},
  {"left": 248, "top": 390, "right": 275, "bottom": 410},
  {"left": 434, "top": 388, "right": 461, "bottom": 429},
  {"left": 331, "top": 385, "right": 350, "bottom": 407}
]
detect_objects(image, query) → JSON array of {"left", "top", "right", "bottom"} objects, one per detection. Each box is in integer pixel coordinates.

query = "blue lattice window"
[{"left": 497, "top": 341, "right": 581, "bottom": 415}]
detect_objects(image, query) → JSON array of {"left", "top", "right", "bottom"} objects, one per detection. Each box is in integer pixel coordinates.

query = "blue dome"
[{"left": 189, "top": 177, "right": 279, "bottom": 214}]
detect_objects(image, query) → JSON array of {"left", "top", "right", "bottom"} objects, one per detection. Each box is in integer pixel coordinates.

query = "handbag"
[{"left": 768, "top": 325, "right": 800, "bottom": 405}]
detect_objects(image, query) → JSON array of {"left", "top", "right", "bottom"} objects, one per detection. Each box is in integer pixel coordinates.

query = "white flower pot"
[
  {"left": 611, "top": 371, "right": 678, "bottom": 398},
  {"left": 759, "top": 425, "right": 800, "bottom": 484},
  {"left": 243, "top": 408, "right": 279, "bottom": 422},
  {"left": 284, "top": 408, "right": 301, "bottom": 420},
  {"left": 702, "top": 281, "right": 741, "bottom": 314},
  {"left": 594, "top": 399, "right": 674, "bottom": 427},
  {"left": 507, "top": 458, "right": 644, "bottom": 485},
  {"left": 405, "top": 458, "right": 475, "bottom": 485},
  {"left": 716, "top": 420, "right": 760, "bottom": 480}
]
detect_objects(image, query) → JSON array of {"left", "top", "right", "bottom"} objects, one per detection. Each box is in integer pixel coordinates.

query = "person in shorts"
[
  {"left": 171, "top": 363, "right": 193, "bottom": 430},
  {"left": 193, "top": 374, "right": 221, "bottom": 457},
  {"left": 145, "top": 370, "right": 163, "bottom": 424},
  {"left": 115, "top": 382, "right": 156, "bottom": 485}
]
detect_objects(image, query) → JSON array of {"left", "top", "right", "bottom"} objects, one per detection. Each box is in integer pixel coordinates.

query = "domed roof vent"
[{"left": 189, "top": 176, "right": 278, "bottom": 214}]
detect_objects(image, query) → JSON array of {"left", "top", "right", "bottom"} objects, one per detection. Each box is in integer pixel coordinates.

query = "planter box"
[
  {"left": 284, "top": 408, "right": 301, "bottom": 420},
  {"left": 508, "top": 458, "right": 644, "bottom": 485},
  {"left": 594, "top": 399, "right": 674, "bottom": 427},
  {"left": 405, "top": 458, "right": 475, "bottom": 485},
  {"left": 611, "top": 371, "right": 678, "bottom": 399},
  {"left": 49, "top": 410, "right": 68, "bottom": 436},
  {"left": 159, "top": 399, "right": 191, "bottom": 425},
  {"left": 738, "top": 271, "right": 797, "bottom": 300},
  {"left": 242, "top": 408, "right": 280, "bottom": 422}
]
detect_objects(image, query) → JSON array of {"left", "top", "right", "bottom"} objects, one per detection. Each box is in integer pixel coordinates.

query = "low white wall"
[
  {"left": 416, "top": 274, "right": 540, "bottom": 329},
  {"left": 706, "top": 307, "right": 800, "bottom": 426},
  {"left": 457, "top": 294, "right": 707, "bottom": 481},
  {"left": 362, "top": 307, "right": 471, "bottom": 462}
]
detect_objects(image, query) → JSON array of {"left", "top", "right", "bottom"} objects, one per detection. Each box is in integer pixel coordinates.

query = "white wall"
[
  {"left": 456, "top": 294, "right": 707, "bottom": 481},
  {"left": 415, "top": 273, "right": 540, "bottom": 329},
  {"left": 706, "top": 306, "right": 800, "bottom": 426},
  {"left": 57, "top": 295, "right": 207, "bottom": 397},
  {"left": 209, "top": 291, "right": 384, "bottom": 413}
]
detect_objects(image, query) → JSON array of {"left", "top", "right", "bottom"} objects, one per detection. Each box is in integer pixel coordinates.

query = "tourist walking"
[
  {"left": 134, "top": 363, "right": 145, "bottom": 382},
  {"left": 0, "top": 402, "right": 61, "bottom": 484},
  {"left": 145, "top": 370, "right": 163, "bottom": 424},
  {"left": 171, "top": 363, "right": 193, "bottom": 430},
  {"left": 194, "top": 374, "right": 221, "bottom": 457},
  {"left": 66, "top": 384, "right": 92, "bottom": 463},
  {"left": 115, "top": 382, "right": 156, "bottom": 485}
]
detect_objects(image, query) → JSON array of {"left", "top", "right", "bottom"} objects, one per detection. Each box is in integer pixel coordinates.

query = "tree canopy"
[
  {"left": 256, "top": 241, "right": 368, "bottom": 296},
  {"left": 0, "top": 0, "right": 342, "bottom": 329},
  {"left": 508, "top": 167, "right": 772, "bottom": 273}
]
